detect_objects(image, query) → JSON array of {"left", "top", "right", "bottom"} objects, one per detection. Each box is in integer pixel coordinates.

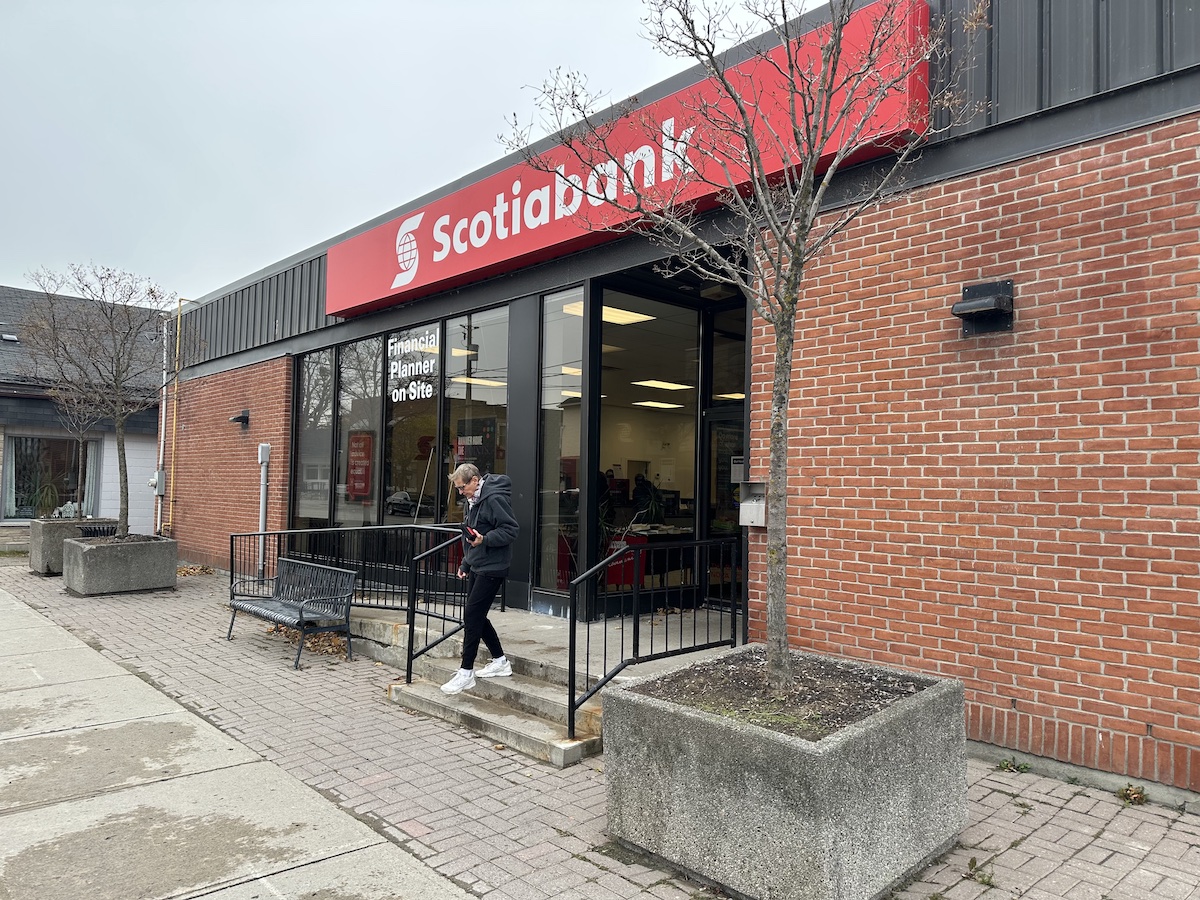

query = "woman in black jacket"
[{"left": 440, "top": 463, "right": 520, "bottom": 695}]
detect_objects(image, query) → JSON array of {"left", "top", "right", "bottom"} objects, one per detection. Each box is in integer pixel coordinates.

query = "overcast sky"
[{"left": 0, "top": 1, "right": 701, "bottom": 301}]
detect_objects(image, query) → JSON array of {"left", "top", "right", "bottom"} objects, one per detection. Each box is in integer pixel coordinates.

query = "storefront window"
[
  {"left": 711, "top": 306, "right": 746, "bottom": 405},
  {"left": 599, "top": 290, "right": 699, "bottom": 534},
  {"left": 383, "top": 324, "right": 440, "bottom": 524},
  {"left": 536, "top": 286, "right": 584, "bottom": 591},
  {"left": 444, "top": 308, "right": 508, "bottom": 524},
  {"left": 4, "top": 436, "right": 99, "bottom": 519},
  {"left": 293, "top": 349, "right": 334, "bottom": 528},
  {"left": 335, "top": 337, "right": 383, "bottom": 527}
]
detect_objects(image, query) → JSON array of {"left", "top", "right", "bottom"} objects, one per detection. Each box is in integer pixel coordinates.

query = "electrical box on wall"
[{"left": 739, "top": 481, "right": 767, "bottom": 527}]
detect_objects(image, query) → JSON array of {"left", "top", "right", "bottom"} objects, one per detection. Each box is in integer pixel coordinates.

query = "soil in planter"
[{"left": 630, "top": 647, "right": 929, "bottom": 742}]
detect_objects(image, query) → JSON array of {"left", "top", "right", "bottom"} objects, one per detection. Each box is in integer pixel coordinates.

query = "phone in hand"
[{"left": 462, "top": 524, "right": 481, "bottom": 541}]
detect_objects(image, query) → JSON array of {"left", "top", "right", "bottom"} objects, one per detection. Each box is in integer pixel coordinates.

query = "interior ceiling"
[{"left": 592, "top": 261, "right": 743, "bottom": 411}]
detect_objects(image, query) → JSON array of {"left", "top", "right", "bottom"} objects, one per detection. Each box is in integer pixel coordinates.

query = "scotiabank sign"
[{"left": 327, "top": 1, "right": 929, "bottom": 317}]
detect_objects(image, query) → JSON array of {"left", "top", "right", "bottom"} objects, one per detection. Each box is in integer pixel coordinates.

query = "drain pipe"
[{"left": 257, "top": 443, "right": 271, "bottom": 578}]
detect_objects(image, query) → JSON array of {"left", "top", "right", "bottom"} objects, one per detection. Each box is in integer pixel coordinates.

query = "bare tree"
[
  {"left": 509, "top": 0, "right": 983, "bottom": 688},
  {"left": 23, "top": 263, "right": 173, "bottom": 537},
  {"left": 49, "top": 385, "right": 105, "bottom": 519}
]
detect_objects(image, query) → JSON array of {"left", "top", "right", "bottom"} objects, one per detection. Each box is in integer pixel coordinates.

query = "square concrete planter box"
[
  {"left": 604, "top": 645, "right": 966, "bottom": 900},
  {"left": 29, "top": 518, "right": 119, "bottom": 575},
  {"left": 62, "top": 536, "right": 178, "bottom": 596}
]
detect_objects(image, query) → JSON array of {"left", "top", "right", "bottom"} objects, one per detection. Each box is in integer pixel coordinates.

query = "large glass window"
[
  {"left": 4, "top": 435, "right": 99, "bottom": 519},
  {"left": 335, "top": 337, "right": 383, "bottom": 527},
  {"left": 444, "top": 308, "right": 508, "bottom": 525},
  {"left": 383, "top": 325, "right": 441, "bottom": 524},
  {"left": 711, "top": 306, "right": 746, "bottom": 406},
  {"left": 536, "top": 286, "right": 585, "bottom": 591},
  {"left": 293, "top": 349, "right": 334, "bottom": 528},
  {"left": 598, "top": 290, "right": 699, "bottom": 535}
]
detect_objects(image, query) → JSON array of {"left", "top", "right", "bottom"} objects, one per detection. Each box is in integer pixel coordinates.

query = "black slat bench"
[{"left": 227, "top": 557, "right": 357, "bottom": 669}]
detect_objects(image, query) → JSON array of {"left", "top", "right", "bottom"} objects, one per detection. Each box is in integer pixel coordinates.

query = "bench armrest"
[{"left": 231, "top": 576, "right": 276, "bottom": 596}]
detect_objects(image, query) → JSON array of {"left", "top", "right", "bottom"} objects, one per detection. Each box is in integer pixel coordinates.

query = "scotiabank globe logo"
[{"left": 390, "top": 212, "right": 425, "bottom": 289}]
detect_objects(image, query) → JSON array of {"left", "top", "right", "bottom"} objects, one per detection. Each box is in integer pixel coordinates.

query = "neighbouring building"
[
  {"left": 0, "top": 285, "right": 159, "bottom": 535},
  {"left": 167, "top": 1, "right": 1200, "bottom": 791}
]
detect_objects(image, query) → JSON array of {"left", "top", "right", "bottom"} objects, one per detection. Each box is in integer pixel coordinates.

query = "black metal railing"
[
  {"left": 404, "top": 532, "right": 471, "bottom": 683},
  {"left": 230, "top": 524, "right": 460, "bottom": 610},
  {"left": 566, "top": 534, "right": 741, "bottom": 738}
]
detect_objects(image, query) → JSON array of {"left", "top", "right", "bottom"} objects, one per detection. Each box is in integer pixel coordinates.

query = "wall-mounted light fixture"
[
  {"left": 229, "top": 409, "right": 250, "bottom": 428},
  {"left": 952, "top": 279, "right": 1014, "bottom": 337}
]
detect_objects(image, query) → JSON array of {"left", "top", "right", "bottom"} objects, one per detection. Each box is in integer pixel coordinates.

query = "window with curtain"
[{"left": 4, "top": 435, "right": 99, "bottom": 519}]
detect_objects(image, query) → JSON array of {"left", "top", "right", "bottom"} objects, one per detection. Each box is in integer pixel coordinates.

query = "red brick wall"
[
  {"left": 163, "top": 358, "right": 293, "bottom": 569},
  {"left": 746, "top": 114, "right": 1200, "bottom": 790}
]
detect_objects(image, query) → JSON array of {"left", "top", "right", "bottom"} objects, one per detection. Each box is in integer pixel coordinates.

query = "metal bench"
[{"left": 227, "top": 557, "right": 357, "bottom": 669}]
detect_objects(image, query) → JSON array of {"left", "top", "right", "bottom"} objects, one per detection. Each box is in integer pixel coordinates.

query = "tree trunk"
[
  {"left": 116, "top": 418, "right": 129, "bottom": 537},
  {"left": 765, "top": 311, "right": 797, "bottom": 690}
]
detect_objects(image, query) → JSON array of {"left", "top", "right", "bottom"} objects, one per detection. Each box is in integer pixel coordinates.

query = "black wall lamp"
[
  {"left": 952, "top": 279, "right": 1014, "bottom": 337},
  {"left": 229, "top": 409, "right": 250, "bottom": 428}
]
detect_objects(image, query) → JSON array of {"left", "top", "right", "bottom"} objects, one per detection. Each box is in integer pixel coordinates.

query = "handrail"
[
  {"left": 405, "top": 533, "right": 465, "bottom": 683},
  {"left": 566, "top": 534, "right": 741, "bottom": 738}
]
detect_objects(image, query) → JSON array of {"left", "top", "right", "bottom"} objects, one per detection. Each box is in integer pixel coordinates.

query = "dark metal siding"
[
  {"left": 182, "top": 256, "right": 333, "bottom": 367},
  {"left": 184, "top": 1, "right": 1200, "bottom": 367}
]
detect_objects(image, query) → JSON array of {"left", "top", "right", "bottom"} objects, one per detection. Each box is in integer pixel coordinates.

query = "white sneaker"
[
  {"left": 440, "top": 668, "right": 476, "bottom": 694},
  {"left": 478, "top": 656, "right": 512, "bottom": 678}
]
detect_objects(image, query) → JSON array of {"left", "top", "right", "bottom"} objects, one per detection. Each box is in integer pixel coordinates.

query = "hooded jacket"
[{"left": 460, "top": 474, "right": 519, "bottom": 576}]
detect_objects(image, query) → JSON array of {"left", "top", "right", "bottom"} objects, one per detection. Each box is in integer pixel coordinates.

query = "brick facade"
[
  {"left": 164, "top": 358, "right": 293, "bottom": 569},
  {"left": 745, "top": 114, "right": 1200, "bottom": 789}
]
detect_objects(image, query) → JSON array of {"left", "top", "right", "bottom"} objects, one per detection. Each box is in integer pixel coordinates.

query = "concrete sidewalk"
[
  {"left": 0, "top": 583, "right": 471, "bottom": 900},
  {"left": 2, "top": 563, "right": 1199, "bottom": 900}
]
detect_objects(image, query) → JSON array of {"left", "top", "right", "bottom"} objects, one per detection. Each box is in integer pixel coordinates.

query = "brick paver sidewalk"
[{"left": 7, "top": 566, "right": 1199, "bottom": 900}]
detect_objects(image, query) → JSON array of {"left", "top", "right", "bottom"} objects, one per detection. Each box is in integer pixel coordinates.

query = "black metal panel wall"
[
  {"left": 182, "top": 256, "right": 332, "bottom": 366},
  {"left": 183, "top": 1, "right": 1200, "bottom": 366},
  {"left": 942, "top": 0, "right": 1198, "bottom": 133}
]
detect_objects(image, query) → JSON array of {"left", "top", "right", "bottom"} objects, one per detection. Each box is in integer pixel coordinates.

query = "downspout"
[{"left": 165, "top": 296, "right": 183, "bottom": 535}]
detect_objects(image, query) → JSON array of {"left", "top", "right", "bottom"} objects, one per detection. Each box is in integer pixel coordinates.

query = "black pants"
[{"left": 461, "top": 572, "right": 505, "bottom": 669}]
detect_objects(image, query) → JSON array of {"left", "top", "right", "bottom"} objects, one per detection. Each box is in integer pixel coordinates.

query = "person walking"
[{"left": 441, "top": 463, "right": 519, "bottom": 695}]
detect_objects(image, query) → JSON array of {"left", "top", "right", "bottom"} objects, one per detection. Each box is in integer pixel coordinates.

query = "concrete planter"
[
  {"left": 604, "top": 645, "right": 967, "bottom": 900},
  {"left": 62, "top": 537, "right": 178, "bottom": 596},
  {"left": 29, "top": 518, "right": 119, "bottom": 575}
]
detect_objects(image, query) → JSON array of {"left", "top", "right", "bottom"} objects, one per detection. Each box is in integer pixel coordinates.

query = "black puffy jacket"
[{"left": 461, "top": 474, "right": 519, "bottom": 576}]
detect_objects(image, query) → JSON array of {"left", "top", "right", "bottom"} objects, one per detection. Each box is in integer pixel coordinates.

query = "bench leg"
[
  {"left": 293, "top": 626, "right": 305, "bottom": 669},
  {"left": 227, "top": 609, "right": 237, "bottom": 640}
]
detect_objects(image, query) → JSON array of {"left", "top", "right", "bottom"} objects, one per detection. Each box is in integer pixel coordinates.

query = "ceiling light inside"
[
  {"left": 451, "top": 376, "right": 506, "bottom": 387},
  {"left": 634, "top": 400, "right": 685, "bottom": 409},
  {"left": 715, "top": 392, "right": 746, "bottom": 400},
  {"left": 562, "top": 301, "right": 654, "bottom": 325},
  {"left": 632, "top": 379, "right": 693, "bottom": 391}
]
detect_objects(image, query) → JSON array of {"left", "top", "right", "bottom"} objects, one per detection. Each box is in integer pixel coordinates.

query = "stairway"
[
  {"left": 352, "top": 610, "right": 603, "bottom": 768},
  {"left": 389, "top": 651, "right": 603, "bottom": 768}
]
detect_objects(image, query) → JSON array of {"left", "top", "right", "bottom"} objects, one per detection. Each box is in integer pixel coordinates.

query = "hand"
[
  {"left": 457, "top": 568, "right": 468, "bottom": 580},
  {"left": 469, "top": 531, "right": 484, "bottom": 547}
]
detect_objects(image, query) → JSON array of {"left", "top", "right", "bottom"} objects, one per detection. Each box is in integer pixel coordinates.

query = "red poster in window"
[{"left": 347, "top": 431, "right": 373, "bottom": 500}]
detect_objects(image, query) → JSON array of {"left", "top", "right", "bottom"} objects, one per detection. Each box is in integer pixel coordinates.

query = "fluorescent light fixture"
[
  {"left": 602, "top": 344, "right": 623, "bottom": 354},
  {"left": 562, "top": 300, "right": 654, "bottom": 325},
  {"left": 561, "top": 390, "right": 582, "bottom": 398},
  {"left": 715, "top": 392, "right": 746, "bottom": 400},
  {"left": 451, "top": 376, "right": 506, "bottom": 387},
  {"left": 632, "top": 379, "right": 692, "bottom": 391},
  {"left": 561, "top": 365, "right": 582, "bottom": 376},
  {"left": 451, "top": 347, "right": 477, "bottom": 357},
  {"left": 634, "top": 400, "right": 685, "bottom": 409}
]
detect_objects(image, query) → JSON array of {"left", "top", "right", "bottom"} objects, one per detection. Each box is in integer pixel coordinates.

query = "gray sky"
[{"left": 0, "top": 1, "right": 693, "bottom": 301}]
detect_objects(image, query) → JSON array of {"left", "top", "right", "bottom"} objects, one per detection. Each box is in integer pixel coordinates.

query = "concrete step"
[
  {"left": 414, "top": 655, "right": 603, "bottom": 735},
  {"left": 389, "top": 678, "right": 602, "bottom": 768}
]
